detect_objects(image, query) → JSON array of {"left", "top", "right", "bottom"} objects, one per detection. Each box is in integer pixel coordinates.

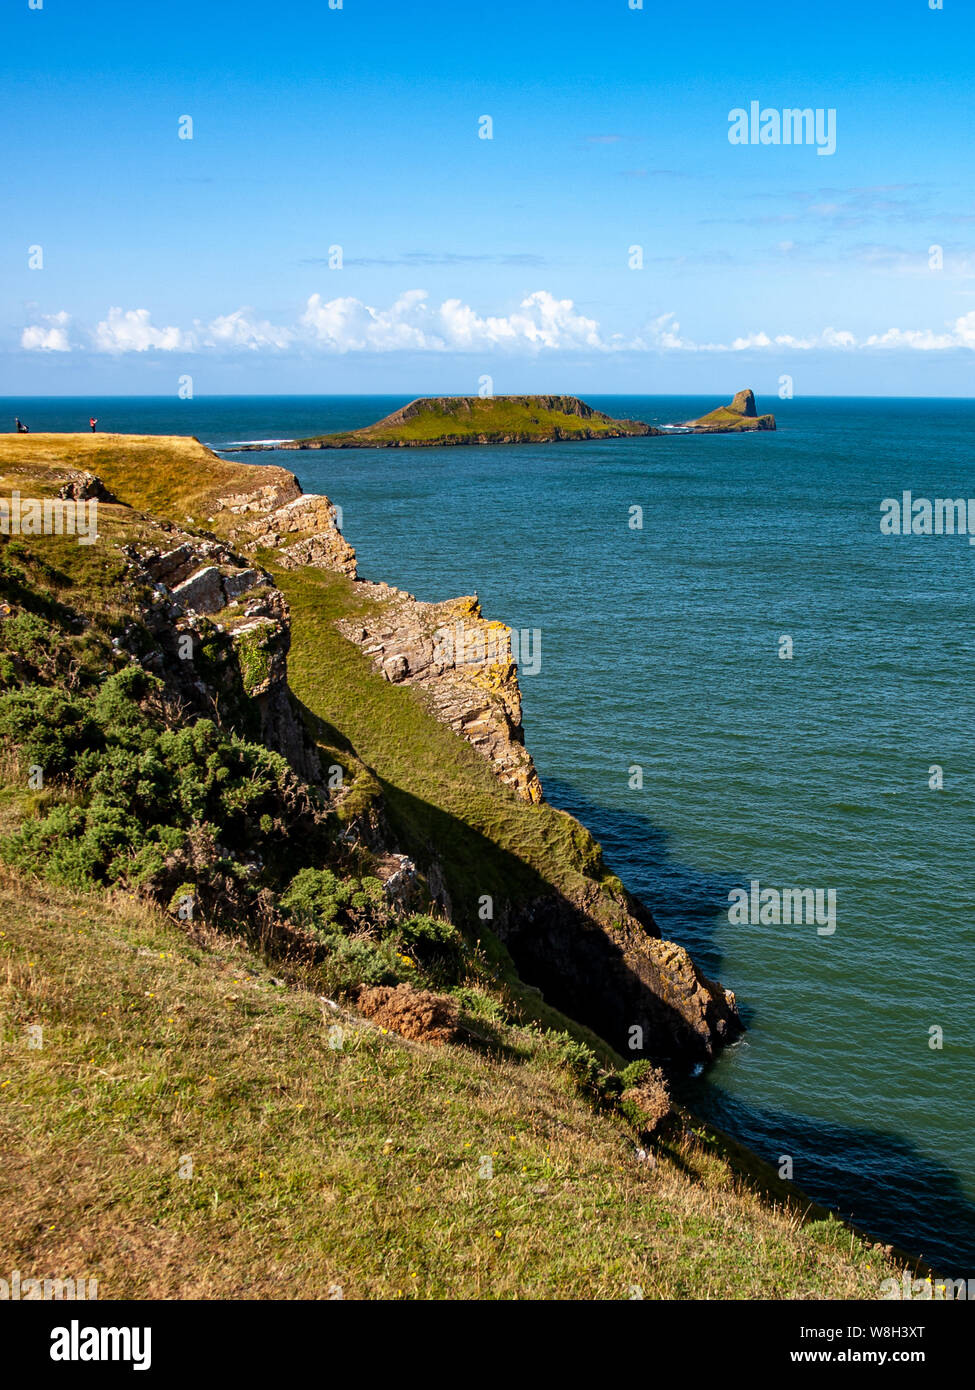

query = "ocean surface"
[{"left": 6, "top": 393, "right": 974, "bottom": 1274}]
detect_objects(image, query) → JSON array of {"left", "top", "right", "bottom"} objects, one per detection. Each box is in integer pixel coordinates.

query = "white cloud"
[
  {"left": 203, "top": 309, "right": 294, "bottom": 350},
  {"left": 299, "top": 288, "right": 604, "bottom": 353},
  {"left": 20, "top": 297, "right": 975, "bottom": 358},
  {"left": 94, "top": 307, "right": 190, "bottom": 353},
  {"left": 21, "top": 311, "right": 71, "bottom": 352},
  {"left": 646, "top": 311, "right": 975, "bottom": 353}
]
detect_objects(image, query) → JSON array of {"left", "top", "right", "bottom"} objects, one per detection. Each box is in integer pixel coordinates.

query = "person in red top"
[{"left": 89, "top": 417, "right": 98, "bottom": 432}]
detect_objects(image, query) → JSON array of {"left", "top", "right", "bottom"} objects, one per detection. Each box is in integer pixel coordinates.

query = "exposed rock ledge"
[
  {"left": 339, "top": 588, "right": 543, "bottom": 804},
  {"left": 208, "top": 468, "right": 542, "bottom": 803}
]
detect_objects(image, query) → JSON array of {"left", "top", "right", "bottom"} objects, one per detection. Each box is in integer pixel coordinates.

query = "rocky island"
[
  {"left": 684, "top": 388, "right": 776, "bottom": 433},
  {"left": 233, "top": 394, "right": 661, "bottom": 450}
]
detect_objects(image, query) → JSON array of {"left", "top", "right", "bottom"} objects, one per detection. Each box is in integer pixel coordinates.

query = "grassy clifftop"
[{"left": 236, "top": 395, "right": 660, "bottom": 450}]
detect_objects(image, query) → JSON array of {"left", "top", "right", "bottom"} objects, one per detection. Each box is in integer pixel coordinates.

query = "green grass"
[
  {"left": 302, "top": 395, "right": 645, "bottom": 446},
  {"left": 0, "top": 869, "right": 908, "bottom": 1300}
]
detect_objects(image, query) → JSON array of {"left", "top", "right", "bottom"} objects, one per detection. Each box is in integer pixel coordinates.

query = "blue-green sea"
[{"left": 7, "top": 394, "right": 974, "bottom": 1274}]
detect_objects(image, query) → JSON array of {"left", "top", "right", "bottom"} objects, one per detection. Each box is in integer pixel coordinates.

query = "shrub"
[
  {"left": 321, "top": 937, "right": 399, "bottom": 994},
  {"left": 280, "top": 867, "right": 385, "bottom": 939},
  {"left": 553, "top": 1035, "right": 600, "bottom": 1092},
  {"left": 392, "top": 913, "right": 464, "bottom": 979}
]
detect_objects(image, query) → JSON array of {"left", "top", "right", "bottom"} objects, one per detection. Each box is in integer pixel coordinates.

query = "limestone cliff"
[
  {"left": 194, "top": 458, "right": 740, "bottom": 1059},
  {"left": 7, "top": 436, "right": 740, "bottom": 1063}
]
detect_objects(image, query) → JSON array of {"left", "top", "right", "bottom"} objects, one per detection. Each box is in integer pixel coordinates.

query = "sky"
[{"left": 2, "top": 0, "right": 974, "bottom": 397}]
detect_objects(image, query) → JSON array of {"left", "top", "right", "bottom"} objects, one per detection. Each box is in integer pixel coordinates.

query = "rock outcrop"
[
  {"left": 684, "top": 388, "right": 776, "bottom": 433},
  {"left": 120, "top": 533, "right": 321, "bottom": 785},
  {"left": 213, "top": 481, "right": 357, "bottom": 576},
  {"left": 340, "top": 587, "right": 543, "bottom": 803},
  {"left": 56, "top": 470, "right": 120, "bottom": 503},
  {"left": 207, "top": 467, "right": 542, "bottom": 804}
]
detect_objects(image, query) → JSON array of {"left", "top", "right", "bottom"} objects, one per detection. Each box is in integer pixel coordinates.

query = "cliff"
[
  {"left": 0, "top": 432, "right": 736, "bottom": 1063},
  {"left": 233, "top": 395, "right": 661, "bottom": 450},
  {"left": 0, "top": 431, "right": 919, "bottom": 1299},
  {"left": 685, "top": 388, "right": 776, "bottom": 433}
]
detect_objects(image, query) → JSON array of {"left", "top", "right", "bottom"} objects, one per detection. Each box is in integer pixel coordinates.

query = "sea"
[{"left": 5, "top": 393, "right": 974, "bottom": 1275}]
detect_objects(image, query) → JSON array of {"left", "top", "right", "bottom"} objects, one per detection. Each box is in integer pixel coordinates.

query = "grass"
[
  {"left": 272, "top": 561, "right": 629, "bottom": 923},
  {"left": 300, "top": 395, "right": 645, "bottom": 446},
  {"left": 0, "top": 867, "right": 906, "bottom": 1300},
  {"left": 0, "top": 433, "right": 297, "bottom": 528}
]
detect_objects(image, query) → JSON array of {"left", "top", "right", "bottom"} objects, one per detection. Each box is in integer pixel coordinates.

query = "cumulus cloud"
[
  {"left": 21, "top": 311, "right": 71, "bottom": 352},
  {"left": 300, "top": 288, "right": 604, "bottom": 353},
  {"left": 94, "top": 307, "right": 190, "bottom": 353},
  {"left": 18, "top": 296, "right": 975, "bottom": 358},
  {"left": 203, "top": 309, "right": 294, "bottom": 350}
]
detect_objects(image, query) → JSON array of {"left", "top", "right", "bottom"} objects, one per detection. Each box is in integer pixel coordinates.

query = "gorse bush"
[
  {"left": 280, "top": 866, "right": 386, "bottom": 939},
  {"left": 0, "top": 548, "right": 476, "bottom": 1003},
  {"left": 0, "top": 668, "right": 326, "bottom": 901}
]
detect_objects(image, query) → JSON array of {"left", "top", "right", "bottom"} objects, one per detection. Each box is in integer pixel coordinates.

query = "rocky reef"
[{"left": 684, "top": 388, "right": 776, "bottom": 433}]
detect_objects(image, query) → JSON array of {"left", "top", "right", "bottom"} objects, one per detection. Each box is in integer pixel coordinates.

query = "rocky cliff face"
[
  {"left": 212, "top": 480, "right": 357, "bottom": 575},
  {"left": 339, "top": 587, "right": 543, "bottom": 803},
  {"left": 120, "top": 531, "right": 323, "bottom": 786},
  {"left": 191, "top": 463, "right": 738, "bottom": 1057},
  {"left": 206, "top": 466, "right": 542, "bottom": 802}
]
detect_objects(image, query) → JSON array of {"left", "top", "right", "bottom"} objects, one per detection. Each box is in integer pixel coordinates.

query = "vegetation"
[
  {"left": 258, "top": 395, "right": 655, "bottom": 448},
  {"left": 0, "top": 872, "right": 905, "bottom": 1299}
]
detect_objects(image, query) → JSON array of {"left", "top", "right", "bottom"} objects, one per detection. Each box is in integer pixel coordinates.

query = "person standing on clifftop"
[
  {"left": 89, "top": 417, "right": 98, "bottom": 433},
  {"left": 15, "top": 418, "right": 29, "bottom": 433}
]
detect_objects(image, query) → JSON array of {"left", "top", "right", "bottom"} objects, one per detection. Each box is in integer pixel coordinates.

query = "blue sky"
[{"left": 3, "top": 0, "right": 974, "bottom": 396}]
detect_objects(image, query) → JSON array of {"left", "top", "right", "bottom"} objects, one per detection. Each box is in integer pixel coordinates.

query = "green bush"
[
  {"left": 620, "top": 1059, "right": 656, "bottom": 1088},
  {"left": 0, "top": 669, "right": 327, "bottom": 916},
  {"left": 320, "top": 936, "right": 400, "bottom": 994},
  {"left": 553, "top": 1035, "right": 600, "bottom": 1092},
  {"left": 280, "top": 867, "right": 385, "bottom": 939}
]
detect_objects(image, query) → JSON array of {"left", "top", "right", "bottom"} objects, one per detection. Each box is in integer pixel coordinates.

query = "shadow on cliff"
[
  {"left": 372, "top": 775, "right": 734, "bottom": 1063},
  {"left": 542, "top": 775, "right": 750, "bottom": 1016}
]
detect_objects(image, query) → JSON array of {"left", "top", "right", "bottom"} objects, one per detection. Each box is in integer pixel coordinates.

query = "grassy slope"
[
  {"left": 0, "top": 870, "right": 901, "bottom": 1299},
  {"left": 0, "top": 434, "right": 909, "bottom": 1297},
  {"left": 688, "top": 404, "right": 773, "bottom": 431},
  {"left": 0, "top": 433, "right": 296, "bottom": 526},
  {"left": 304, "top": 396, "right": 640, "bottom": 446}
]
